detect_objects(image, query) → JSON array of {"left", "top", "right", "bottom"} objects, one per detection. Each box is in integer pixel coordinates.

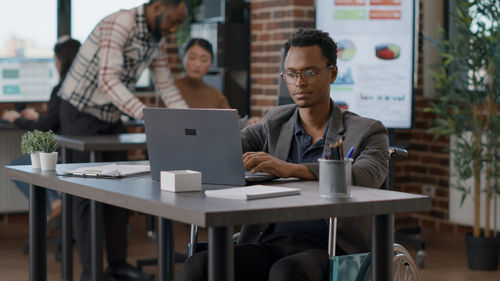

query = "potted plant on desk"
[
  {"left": 21, "top": 130, "right": 42, "bottom": 169},
  {"left": 21, "top": 130, "right": 59, "bottom": 170},
  {"left": 424, "top": 0, "right": 500, "bottom": 270},
  {"left": 37, "top": 130, "right": 59, "bottom": 171}
]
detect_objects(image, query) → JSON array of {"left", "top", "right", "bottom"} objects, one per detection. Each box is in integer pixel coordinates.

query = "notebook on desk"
[
  {"left": 205, "top": 185, "right": 300, "bottom": 200},
  {"left": 143, "top": 108, "right": 277, "bottom": 186},
  {"left": 61, "top": 163, "right": 150, "bottom": 178}
]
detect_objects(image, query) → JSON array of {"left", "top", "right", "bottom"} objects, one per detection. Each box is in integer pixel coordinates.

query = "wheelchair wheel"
[{"left": 393, "top": 243, "right": 421, "bottom": 281}]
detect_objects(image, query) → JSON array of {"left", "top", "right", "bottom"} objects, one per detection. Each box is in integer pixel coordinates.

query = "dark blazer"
[
  {"left": 13, "top": 84, "right": 62, "bottom": 133},
  {"left": 238, "top": 101, "right": 389, "bottom": 254}
]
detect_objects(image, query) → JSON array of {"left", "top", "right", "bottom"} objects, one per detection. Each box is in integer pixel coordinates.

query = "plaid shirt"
[{"left": 58, "top": 5, "right": 187, "bottom": 123}]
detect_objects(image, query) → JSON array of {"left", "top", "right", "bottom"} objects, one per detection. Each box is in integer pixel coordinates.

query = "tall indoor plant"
[{"left": 425, "top": 0, "right": 500, "bottom": 270}]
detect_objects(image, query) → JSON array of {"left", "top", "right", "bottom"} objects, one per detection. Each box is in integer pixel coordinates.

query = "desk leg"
[
  {"left": 372, "top": 214, "right": 394, "bottom": 281},
  {"left": 158, "top": 218, "right": 174, "bottom": 281},
  {"left": 61, "top": 147, "right": 67, "bottom": 163},
  {"left": 91, "top": 201, "right": 103, "bottom": 281},
  {"left": 208, "top": 226, "right": 234, "bottom": 281},
  {"left": 62, "top": 193, "right": 73, "bottom": 281},
  {"left": 29, "top": 184, "right": 47, "bottom": 281},
  {"left": 90, "top": 151, "right": 97, "bottom": 163}
]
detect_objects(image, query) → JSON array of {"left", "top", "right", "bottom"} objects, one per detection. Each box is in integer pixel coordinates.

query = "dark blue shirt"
[
  {"left": 273, "top": 109, "right": 331, "bottom": 239},
  {"left": 287, "top": 109, "right": 330, "bottom": 164}
]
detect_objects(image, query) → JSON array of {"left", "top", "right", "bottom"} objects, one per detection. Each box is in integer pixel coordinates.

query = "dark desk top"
[
  {"left": 56, "top": 133, "right": 147, "bottom": 152},
  {"left": 0, "top": 118, "right": 142, "bottom": 130},
  {"left": 4, "top": 161, "right": 431, "bottom": 227},
  {"left": 0, "top": 120, "right": 18, "bottom": 130}
]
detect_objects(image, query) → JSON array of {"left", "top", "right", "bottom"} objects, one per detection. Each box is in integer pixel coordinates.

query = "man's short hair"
[
  {"left": 162, "top": 0, "right": 183, "bottom": 6},
  {"left": 283, "top": 29, "right": 338, "bottom": 67}
]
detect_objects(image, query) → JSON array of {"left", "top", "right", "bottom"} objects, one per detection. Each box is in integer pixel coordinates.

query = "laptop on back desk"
[{"left": 143, "top": 108, "right": 275, "bottom": 186}]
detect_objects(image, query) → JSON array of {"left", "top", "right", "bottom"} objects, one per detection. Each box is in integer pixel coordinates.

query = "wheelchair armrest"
[{"left": 389, "top": 147, "right": 408, "bottom": 160}]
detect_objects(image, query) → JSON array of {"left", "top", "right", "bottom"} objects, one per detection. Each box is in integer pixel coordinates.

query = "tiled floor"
[{"left": 1, "top": 213, "right": 498, "bottom": 280}]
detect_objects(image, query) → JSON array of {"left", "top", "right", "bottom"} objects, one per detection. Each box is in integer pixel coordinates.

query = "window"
[
  {"left": 72, "top": 0, "right": 147, "bottom": 42},
  {"left": 0, "top": 0, "right": 57, "bottom": 102}
]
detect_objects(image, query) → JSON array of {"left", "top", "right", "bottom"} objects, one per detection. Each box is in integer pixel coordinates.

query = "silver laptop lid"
[{"left": 143, "top": 108, "right": 246, "bottom": 186}]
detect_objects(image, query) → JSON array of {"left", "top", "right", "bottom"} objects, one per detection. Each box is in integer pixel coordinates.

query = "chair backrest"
[{"left": 331, "top": 252, "right": 371, "bottom": 281}]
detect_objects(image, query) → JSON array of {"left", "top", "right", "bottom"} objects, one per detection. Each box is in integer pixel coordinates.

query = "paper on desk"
[
  {"left": 204, "top": 185, "right": 300, "bottom": 200},
  {"left": 62, "top": 163, "right": 150, "bottom": 178}
]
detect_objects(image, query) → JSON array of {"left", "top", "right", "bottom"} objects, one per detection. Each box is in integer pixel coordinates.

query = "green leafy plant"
[
  {"left": 20, "top": 130, "right": 40, "bottom": 154},
  {"left": 425, "top": 0, "right": 499, "bottom": 239},
  {"left": 38, "top": 130, "right": 59, "bottom": 153},
  {"left": 20, "top": 130, "right": 58, "bottom": 154}
]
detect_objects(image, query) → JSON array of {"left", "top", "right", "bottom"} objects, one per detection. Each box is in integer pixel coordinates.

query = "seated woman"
[
  {"left": 175, "top": 38, "right": 230, "bottom": 109},
  {"left": 2, "top": 36, "right": 81, "bottom": 228}
]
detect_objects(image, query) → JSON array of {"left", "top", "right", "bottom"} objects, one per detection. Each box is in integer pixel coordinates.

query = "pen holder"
[{"left": 318, "top": 158, "right": 353, "bottom": 198}]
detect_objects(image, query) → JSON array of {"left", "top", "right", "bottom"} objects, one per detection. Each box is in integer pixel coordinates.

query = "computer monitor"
[
  {"left": 135, "top": 68, "right": 153, "bottom": 91},
  {"left": 0, "top": 58, "right": 58, "bottom": 103}
]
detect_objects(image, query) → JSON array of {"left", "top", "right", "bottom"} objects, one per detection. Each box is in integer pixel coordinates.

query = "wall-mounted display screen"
[
  {"left": 0, "top": 58, "right": 58, "bottom": 102},
  {"left": 316, "top": 0, "right": 416, "bottom": 129}
]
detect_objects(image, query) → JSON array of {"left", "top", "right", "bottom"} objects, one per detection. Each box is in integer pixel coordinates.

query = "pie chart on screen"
[
  {"left": 375, "top": 44, "right": 400, "bottom": 60},
  {"left": 337, "top": 39, "right": 356, "bottom": 61}
]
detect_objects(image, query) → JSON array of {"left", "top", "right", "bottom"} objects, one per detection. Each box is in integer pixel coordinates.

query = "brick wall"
[
  {"left": 249, "top": 0, "right": 469, "bottom": 234},
  {"left": 250, "top": 0, "right": 315, "bottom": 117}
]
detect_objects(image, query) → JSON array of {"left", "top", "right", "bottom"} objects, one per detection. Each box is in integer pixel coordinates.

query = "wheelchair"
[{"left": 328, "top": 216, "right": 421, "bottom": 281}]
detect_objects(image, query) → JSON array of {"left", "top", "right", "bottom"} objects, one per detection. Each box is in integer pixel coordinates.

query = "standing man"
[
  {"left": 176, "top": 29, "right": 389, "bottom": 281},
  {"left": 57, "top": 1, "right": 188, "bottom": 280}
]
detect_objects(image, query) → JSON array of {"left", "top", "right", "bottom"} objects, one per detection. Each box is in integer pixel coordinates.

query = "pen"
[
  {"left": 345, "top": 146, "right": 355, "bottom": 159},
  {"left": 338, "top": 138, "right": 344, "bottom": 160},
  {"left": 330, "top": 143, "right": 340, "bottom": 160}
]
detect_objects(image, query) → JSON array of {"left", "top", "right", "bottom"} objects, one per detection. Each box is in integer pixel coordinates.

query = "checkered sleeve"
[
  {"left": 97, "top": 13, "right": 146, "bottom": 119},
  {"left": 149, "top": 41, "right": 188, "bottom": 109}
]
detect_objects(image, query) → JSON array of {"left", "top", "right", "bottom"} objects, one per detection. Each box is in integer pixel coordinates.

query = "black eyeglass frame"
[{"left": 280, "top": 65, "right": 334, "bottom": 84}]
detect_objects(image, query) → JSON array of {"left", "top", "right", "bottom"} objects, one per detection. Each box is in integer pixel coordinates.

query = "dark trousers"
[
  {"left": 176, "top": 232, "right": 331, "bottom": 281},
  {"left": 59, "top": 100, "right": 129, "bottom": 275}
]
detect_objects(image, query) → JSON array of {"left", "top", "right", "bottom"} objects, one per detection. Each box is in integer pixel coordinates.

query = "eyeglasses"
[{"left": 280, "top": 65, "right": 333, "bottom": 84}]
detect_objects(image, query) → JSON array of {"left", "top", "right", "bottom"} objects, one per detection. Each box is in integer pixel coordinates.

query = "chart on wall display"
[
  {"left": 0, "top": 58, "right": 58, "bottom": 102},
  {"left": 316, "top": 0, "right": 416, "bottom": 129}
]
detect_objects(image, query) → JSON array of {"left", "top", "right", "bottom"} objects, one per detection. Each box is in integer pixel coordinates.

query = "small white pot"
[
  {"left": 30, "top": 152, "right": 41, "bottom": 169},
  {"left": 39, "top": 152, "right": 58, "bottom": 171}
]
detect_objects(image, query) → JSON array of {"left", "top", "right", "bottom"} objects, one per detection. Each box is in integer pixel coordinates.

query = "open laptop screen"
[{"left": 143, "top": 108, "right": 246, "bottom": 186}]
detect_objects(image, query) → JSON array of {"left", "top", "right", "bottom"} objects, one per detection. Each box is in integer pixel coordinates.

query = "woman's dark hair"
[
  {"left": 283, "top": 29, "right": 338, "bottom": 67},
  {"left": 53, "top": 36, "right": 81, "bottom": 81},
  {"left": 184, "top": 38, "right": 213, "bottom": 60}
]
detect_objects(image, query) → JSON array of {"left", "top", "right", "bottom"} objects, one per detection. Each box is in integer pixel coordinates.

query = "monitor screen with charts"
[
  {"left": 316, "top": 0, "right": 417, "bottom": 129},
  {"left": 0, "top": 58, "right": 59, "bottom": 103}
]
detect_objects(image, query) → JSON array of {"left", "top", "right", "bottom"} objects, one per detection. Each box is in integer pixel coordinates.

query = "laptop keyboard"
[{"left": 244, "top": 171, "right": 278, "bottom": 182}]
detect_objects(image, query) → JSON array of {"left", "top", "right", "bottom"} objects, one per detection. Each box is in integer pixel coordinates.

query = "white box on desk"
[{"left": 161, "top": 170, "right": 201, "bottom": 192}]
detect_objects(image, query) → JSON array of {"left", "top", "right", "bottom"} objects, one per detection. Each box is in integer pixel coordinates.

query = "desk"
[
  {"left": 5, "top": 161, "right": 430, "bottom": 281},
  {"left": 56, "top": 133, "right": 147, "bottom": 163},
  {"left": 55, "top": 133, "right": 147, "bottom": 280}
]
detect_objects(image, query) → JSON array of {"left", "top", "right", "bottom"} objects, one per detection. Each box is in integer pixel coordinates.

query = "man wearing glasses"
[
  {"left": 57, "top": 1, "right": 188, "bottom": 280},
  {"left": 177, "top": 29, "right": 389, "bottom": 281}
]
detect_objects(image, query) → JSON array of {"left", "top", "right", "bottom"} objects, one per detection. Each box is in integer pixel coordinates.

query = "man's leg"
[
  {"left": 103, "top": 204, "right": 128, "bottom": 265},
  {"left": 176, "top": 243, "right": 279, "bottom": 281},
  {"left": 268, "top": 249, "right": 329, "bottom": 281}
]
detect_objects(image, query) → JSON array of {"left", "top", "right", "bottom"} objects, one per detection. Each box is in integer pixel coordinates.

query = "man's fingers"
[{"left": 252, "top": 161, "right": 275, "bottom": 175}]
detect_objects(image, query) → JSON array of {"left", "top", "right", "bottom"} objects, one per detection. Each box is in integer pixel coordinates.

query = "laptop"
[{"left": 143, "top": 108, "right": 276, "bottom": 186}]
